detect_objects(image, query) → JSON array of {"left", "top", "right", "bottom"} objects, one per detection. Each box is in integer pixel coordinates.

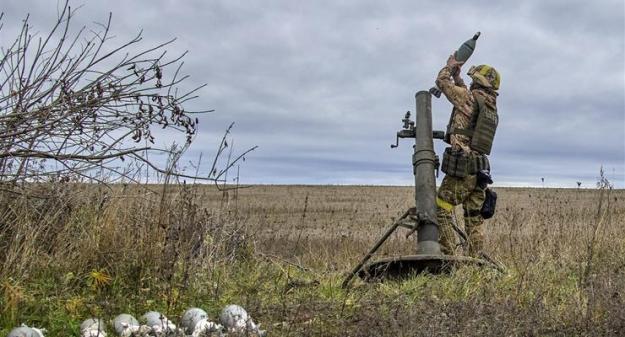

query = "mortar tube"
[{"left": 414, "top": 91, "right": 442, "bottom": 255}]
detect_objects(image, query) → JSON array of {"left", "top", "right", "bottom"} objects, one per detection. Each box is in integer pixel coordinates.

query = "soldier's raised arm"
[
  {"left": 452, "top": 66, "right": 467, "bottom": 88},
  {"left": 435, "top": 55, "right": 470, "bottom": 108}
]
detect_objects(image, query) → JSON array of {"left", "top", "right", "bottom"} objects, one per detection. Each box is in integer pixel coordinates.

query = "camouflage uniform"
[{"left": 434, "top": 64, "right": 498, "bottom": 257}]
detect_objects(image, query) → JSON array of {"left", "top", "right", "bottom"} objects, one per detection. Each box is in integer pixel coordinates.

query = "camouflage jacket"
[{"left": 435, "top": 65, "right": 497, "bottom": 154}]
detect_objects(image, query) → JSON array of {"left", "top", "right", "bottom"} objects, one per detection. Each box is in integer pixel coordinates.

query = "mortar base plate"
[{"left": 358, "top": 254, "right": 489, "bottom": 281}]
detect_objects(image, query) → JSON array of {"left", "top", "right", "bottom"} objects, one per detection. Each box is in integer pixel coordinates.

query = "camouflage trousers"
[{"left": 436, "top": 174, "right": 485, "bottom": 257}]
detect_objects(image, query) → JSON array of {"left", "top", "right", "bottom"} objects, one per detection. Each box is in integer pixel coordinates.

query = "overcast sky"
[{"left": 3, "top": 0, "right": 624, "bottom": 187}]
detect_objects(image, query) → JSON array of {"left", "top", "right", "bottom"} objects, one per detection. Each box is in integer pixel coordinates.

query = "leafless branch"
[{"left": 0, "top": 1, "right": 253, "bottom": 188}]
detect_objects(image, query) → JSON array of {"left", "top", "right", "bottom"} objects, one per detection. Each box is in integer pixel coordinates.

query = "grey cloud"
[{"left": 2, "top": 0, "right": 624, "bottom": 187}]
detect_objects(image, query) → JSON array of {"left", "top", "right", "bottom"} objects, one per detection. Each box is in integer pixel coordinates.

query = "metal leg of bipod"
[{"left": 341, "top": 210, "right": 411, "bottom": 289}]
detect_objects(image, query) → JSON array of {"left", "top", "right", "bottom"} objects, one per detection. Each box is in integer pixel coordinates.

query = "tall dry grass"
[
  {"left": 0, "top": 183, "right": 247, "bottom": 280},
  {"left": 0, "top": 179, "right": 624, "bottom": 336},
  {"left": 0, "top": 181, "right": 254, "bottom": 334}
]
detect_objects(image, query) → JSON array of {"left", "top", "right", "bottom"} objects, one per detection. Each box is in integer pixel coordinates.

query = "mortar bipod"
[
  {"left": 342, "top": 207, "right": 451, "bottom": 288},
  {"left": 340, "top": 205, "right": 497, "bottom": 288}
]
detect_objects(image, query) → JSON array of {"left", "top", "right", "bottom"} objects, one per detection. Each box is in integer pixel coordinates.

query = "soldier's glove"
[
  {"left": 477, "top": 169, "right": 493, "bottom": 190},
  {"left": 452, "top": 65, "right": 462, "bottom": 78},
  {"left": 446, "top": 54, "right": 465, "bottom": 69}
]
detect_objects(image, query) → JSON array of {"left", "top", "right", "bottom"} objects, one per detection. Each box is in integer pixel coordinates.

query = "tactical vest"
[{"left": 446, "top": 93, "right": 498, "bottom": 155}]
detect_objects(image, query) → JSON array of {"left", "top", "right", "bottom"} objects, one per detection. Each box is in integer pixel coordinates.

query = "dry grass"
[{"left": 0, "top": 182, "right": 624, "bottom": 336}]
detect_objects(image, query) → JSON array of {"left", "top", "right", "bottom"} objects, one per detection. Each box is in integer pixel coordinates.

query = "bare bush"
[
  {"left": 0, "top": 1, "right": 219, "bottom": 187},
  {"left": 0, "top": 0, "right": 257, "bottom": 294}
]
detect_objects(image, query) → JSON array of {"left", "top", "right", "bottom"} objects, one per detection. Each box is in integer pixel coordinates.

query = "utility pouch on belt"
[
  {"left": 481, "top": 188, "right": 497, "bottom": 219},
  {"left": 468, "top": 153, "right": 490, "bottom": 175},
  {"left": 441, "top": 147, "right": 468, "bottom": 177},
  {"left": 442, "top": 147, "right": 490, "bottom": 178}
]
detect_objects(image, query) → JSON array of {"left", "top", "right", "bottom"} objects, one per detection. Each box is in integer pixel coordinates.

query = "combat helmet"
[{"left": 468, "top": 64, "right": 500, "bottom": 90}]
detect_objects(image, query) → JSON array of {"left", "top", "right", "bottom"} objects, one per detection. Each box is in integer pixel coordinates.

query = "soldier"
[{"left": 435, "top": 54, "right": 500, "bottom": 257}]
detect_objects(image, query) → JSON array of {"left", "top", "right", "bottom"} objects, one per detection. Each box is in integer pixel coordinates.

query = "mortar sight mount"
[
  {"left": 391, "top": 111, "right": 445, "bottom": 149},
  {"left": 342, "top": 90, "right": 496, "bottom": 289}
]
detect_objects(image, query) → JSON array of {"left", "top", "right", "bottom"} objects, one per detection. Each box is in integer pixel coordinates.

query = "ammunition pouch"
[
  {"left": 468, "top": 153, "right": 490, "bottom": 175},
  {"left": 441, "top": 147, "right": 469, "bottom": 177},
  {"left": 481, "top": 188, "right": 497, "bottom": 219},
  {"left": 441, "top": 147, "right": 490, "bottom": 178}
]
